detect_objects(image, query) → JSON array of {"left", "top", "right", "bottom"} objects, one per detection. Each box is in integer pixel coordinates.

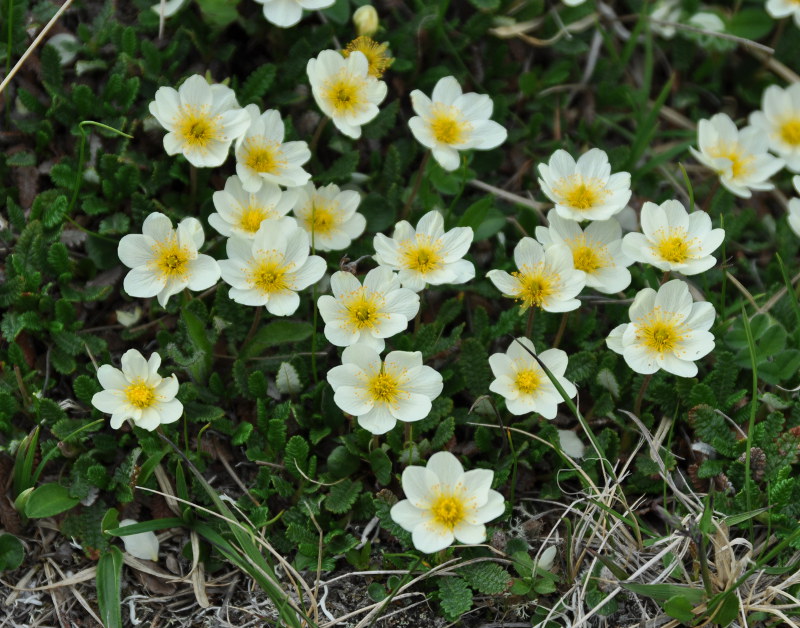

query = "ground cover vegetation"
[{"left": 1, "top": 0, "right": 800, "bottom": 625}]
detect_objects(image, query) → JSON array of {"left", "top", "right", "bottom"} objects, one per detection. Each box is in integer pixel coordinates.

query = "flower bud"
[
  {"left": 353, "top": 5, "right": 379, "bottom": 37},
  {"left": 119, "top": 519, "right": 160, "bottom": 561}
]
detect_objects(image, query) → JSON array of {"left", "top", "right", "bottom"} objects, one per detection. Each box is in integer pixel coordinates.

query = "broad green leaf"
[
  {"left": 24, "top": 483, "right": 80, "bottom": 519},
  {"left": 96, "top": 547, "right": 123, "bottom": 628}
]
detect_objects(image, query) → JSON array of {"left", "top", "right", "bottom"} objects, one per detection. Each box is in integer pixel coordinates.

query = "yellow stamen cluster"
[
  {"left": 323, "top": 71, "right": 368, "bottom": 115},
  {"left": 567, "top": 236, "right": 611, "bottom": 274},
  {"left": 125, "top": 379, "right": 156, "bottom": 409},
  {"left": 239, "top": 205, "right": 272, "bottom": 234},
  {"left": 553, "top": 175, "right": 610, "bottom": 210},
  {"left": 708, "top": 144, "right": 753, "bottom": 178},
  {"left": 344, "top": 290, "right": 385, "bottom": 330},
  {"left": 431, "top": 494, "right": 466, "bottom": 530},
  {"left": 176, "top": 106, "right": 220, "bottom": 149},
  {"left": 427, "top": 103, "right": 471, "bottom": 145},
  {"left": 367, "top": 371, "right": 400, "bottom": 404},
  {"left": 152, "top": 239, "right": 190, "bottom": 280},
  {"left": 248, "top": 256, "right": 291, "bottom": 295},
  {"left": 654, "top": 229, "right": 697, "bottom": 264},
  {"left": 343, "top": 37, "right": 394, "bottom": 78},
  {"left": 514, "top": 368, "right": 541, "bottom": 395},
  {"left": 242, "top": 140, "right": 286, "bottom": 175},
  {"left": 513, "top": 264, "right": 559, "bottom": 309},
  {"left": 309, "top": 201, "right": 339, "bottom": 236},
  {"left": 636, "top": 308, "right": 687, "bottom": 354},
  {"left": 780, "top": 119, "right": 800, "bottom": 146},
  {"left": 401, "top": 236, "right": 443, "bottom": 274}
]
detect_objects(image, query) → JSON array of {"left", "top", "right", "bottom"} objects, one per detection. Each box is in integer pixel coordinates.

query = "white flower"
[
  {"left": 748, "top": 83, "right": 800, "bottom": 173},
  {"left": 536, "top": 546, "right": 557, "bottom": 572},
  {"left": 118, "top": 212, "right": 221, "bottom": 307},
  {"left": 327, "top": 344, "right": 443, "bottom": 435},
  {"left": 209, "top": 175, "right": 297, "bottom": 239},
  {"left": 621, "top": 200, "right": 725, "bottom": 275},
  {"left": 276, "top": 362, "right": 302, "bottom": 394},
  {"left": 558, "top": 430, "right": 585, "bottom": 459},
  {"left": 119, "top": 519, "right": 160, "bottom": 561},
  {"left": 218, "top": 217, "right": 326, "bottom": 316},
  {"left": 535, "top": 210, "right": 632, "bottom": 294},
  {"left": 538, "top": 149, "right": 632, "bottom": 222},
  {"left": 408, "top": 76, "right": 507, "bottom": 171},
  {"left": 292, "top": 183, "right": 366, "bottom": 252},
  {"left": 689, "top": 113, "right": 785, "bottom": 198},
  {"left": 606, "top": 279, "right": 715, "bottom": 377},
  {"left": 373, "top": 210, "right": 475, "bottom": 292},
  {"left": 234, "top": 105, "right": 311, "bottom": 191},
  {"left": 766, "top": 0, "right": 800, "bottom": 27},
  {"left": 318, "top": 268, "right": 420, "bottom": 352},
  {"left": 148, "top": 74, "right": 250, "bottom": 168},
  {"left": 649, "top": 0, "right": 681, "bottom": 38},
  {"left": 486, "top": 238, "right": 585, "bottom": 312},
  {"left": 254, "top": 0, "right": 335, "bottom": 27},
  {"left": 306, "top": 49, "right": 387, "bottom": 139},
  {"left": 91, "top": 350, "right": 182, "bottom": 431},
  {"left": 353, "top": 4, "right": 379, "bottom": 36},
  {"left": 488, "top": 337, "right": 577, "bottom": 417},
  {"left": 788, "top": 176, "right": 800, "bottom": 238},
  {"left": 389, "top": 451, "right": 505, "bottom": 553},
  {"left": 150, "top": 0, "right": 189, "bottom": 18},
  {"left": 687, "top": 12, "right": 725, "bottom": 33}
]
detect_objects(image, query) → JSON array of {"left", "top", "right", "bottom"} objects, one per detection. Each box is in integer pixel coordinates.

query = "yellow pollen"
[
  {"left": 654, "top": 229, "right": 696, "bottom": 264},
  {"left": 176, "top": 106, "right": 219, "bottom": 149},
  {"left": 345, "top": 290, "right": 384, "bottom": 330},
  {"left": 125, "top": 379, "right": 156, "bottom": 409},
  {"left": 342, "top": 36, "right": 394, "bottom": 78},
  {"left": 708, "top": 144, "right": 753, "bottom": 178},
  {"left": 368, "top": 371, "right": 400, "bottom": 404},
  {"left": 152, "top": 239, "right": 190, "bottom": 280},
  {"left": 248, "top": 256, "right": 291, "bottom": 295},
  {"left": 427, "top": 103, "right": 471, "bottom": 145},
  {"left": 514, "top": 265, "right": 558, "bottom": 309},
  {"left": 239, "top": 206, "right": 271, "bottom": 233},
  {"left": 243, "top": 140, "right": 285, "bottom": 174},
  {"left": 553, "top": 175, "right": 609, "bottom": 210},
  {"left": 780, "top": 119, "right": 800, "bottom": 146},
  {"left": 636, "top": 309, "right": 686, "bottom": 354},
  {"left": 309, "top": 202, "right": 339, "bottom": 236},
  {"left": 431, "top": 494, "right": 466, "bottom": 530},
  {"left": 323, "top": 71, "right": 367, "bottom": 115},
  {"left": 514, "top": 368, "right": 541, "bottom": 395},
  {"left": 401, "top": 236, "right": 443, "bottom": 274}
]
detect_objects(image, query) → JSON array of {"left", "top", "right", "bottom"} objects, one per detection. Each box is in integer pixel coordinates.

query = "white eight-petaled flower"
[
  {"left": 209, "top": 175, "right": 297, "bottom": 239},
  {"left": 327, "top": 344, "right": 443, "bottom": 435},
  {"left": 390, "top": 451, "right": 505, "bottom": 554},
  {"left": 292, "top": 182, "right": 367, "bottom": 252},
  {"left": 606, "top": 279, "right": 716, "bottom": 377},
  {"left": 91, "top": 350, "right": 182, "bottom": 431},
  {"left": 118, "top": 212, "right": 221, "bottom": 307}
]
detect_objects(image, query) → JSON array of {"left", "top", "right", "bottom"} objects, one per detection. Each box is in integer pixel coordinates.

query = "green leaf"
[
  {"left": 727, "top": 9, "right": 772, "bottom": 40},
  {"left": 431, "top": 416, "right": 455, "bottom": 449},
  {"left": 285, "top": 435, "right": 309, "bottom": 478},
  {"left": 24, "top": 483, "right": 80, "bottom": 518},
  {"left": 459, "top": 561, "right": 512, "bottom": 594},
  {"left": 232, "top": 421, "right": 254, "bottom": 446},
  {"left": 196, "top": 0, "right": 239, "bottom": 28},
  {"left": 241, "top": 320, "right": 313, "bottom": 359},
  {"left": 663, "top": 595, "right": 695, "bottom": 622},
  {"left": 0, "top": 534, "right": 25, "bottom": 571},
  {"left": 620, "top": 582, "right": 705, "bottom": 604},
  {"left": 369, "top": 448, "right": 392, "bottom": 485},
  {"left": 239, "top": 64, "right": 277, "bottom": 104},
  {"left": 437, "top": 576, "right": 473, "bottom": 621},
  {"left": 318, "top": 152, "right": 359, "bottom": 184},
  {"left": 711, "top": 594, "right": 740, "bottom": 627},
  {"left": 325, "top": 479, "right": 362, "bottom": 514},
  {"left": 181, "top": 309, "right": 213, "bottom": 383},
  {"left": 107, "top": 518, "right": 185, "bottom": 536},
  {"left": 96, "top": 547, "right": 124, "bottom": 628}
]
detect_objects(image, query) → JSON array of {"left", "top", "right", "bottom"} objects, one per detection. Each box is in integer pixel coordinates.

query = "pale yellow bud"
[{"left": 353, "top": 5, "right": 379, "bottom": 37}]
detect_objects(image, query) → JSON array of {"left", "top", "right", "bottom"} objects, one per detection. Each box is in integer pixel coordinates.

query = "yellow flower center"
[
  {"left": 567, "top": 235, "right": 610, "bottom": 274},
  {"left": 344, "top": 289, "right": 385, "bottom": 330},
  {"left": 654, "top": 229, "right": 696, "bottom": 264},
  {"left": 401, "top": 236, "right": 443, "bottom": 274},
  {"left": 636, "top": 308, "right": 687, "bottom": 354},
  {"left": 152, "top": 239, "right": 190, "bottom": 280},
  {"left": 514, "top": 368, "right": 541, "bottom": 395},
  {"left": 242, "top": 139, "right": 285, "bottom": 175},
  {"left": 553, "top": 175, "right": 609, "bottom": 211},
  {"left": 367, "top": 371, "right": 400, "bottom": 404},
  {"left": 176, "top": 106, "right": 220, "bottom": 149},
  {"left": 427, "top": 103, "right": 471, "bottom": 145},
  {"left": 239, "top": 205, "right": 272, "bottom": 234},
  {"left": 309, "top": 202, "right": 339, "bottom": 236},
  {"left": 513, "top": 264, "right": 559, "bottom": 309},
  {"left": 323, "top": 71, "right": 368, "bottom": 115},
  {"left": 125, "top": 379, "right": 156, "bottom": 409},
  {"left": 780, "top": 119, "right": 800, "bottom": 146},
  {"left": 431, "top": 494, "right": 466, "bottom": 530},
  {"left": 342, "top": 36, "right": 394, "bottom": 78},
  {"left": 708, "top": 144, "right": 753, "bottom": 179},
  {"left": 247, "top": 255, "right": 292, "bottom": 295}
]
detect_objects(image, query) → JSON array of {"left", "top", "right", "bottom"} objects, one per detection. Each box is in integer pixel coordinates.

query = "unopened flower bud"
[{"left": 353, "top": 5, "right": 379, "bottom": 37}]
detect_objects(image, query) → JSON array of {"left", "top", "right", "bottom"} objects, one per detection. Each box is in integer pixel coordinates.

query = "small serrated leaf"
[
  {"left": 437, "top": 576, "right": 473, "bottom": 621},
  {"left": 325, "top": 479, "right": 362, "bottom": 514}
]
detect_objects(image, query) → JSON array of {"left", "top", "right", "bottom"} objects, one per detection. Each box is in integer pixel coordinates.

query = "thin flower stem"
[
  {"left": 189, "top": 164, "right": 198, "bottom": 210},
  {"left": 633, "top": 373, "right": 652, "bottom": 417},
  {"left": 659, "top": 270, "right": 671, "bottom": 285},
  {"left": 400, "top": 151, "right": 430, "bottom": 220},
  {"left": 242, "top": 307, "right": 263, "bottom": 350},
  {"left": 700, "top": 178, "right": 720, "bottom": 213},
  {"left": 526, "top": 307, "right": 536, "bottom": 339},
  {"left": 311, "top": 207, "right": 319, "bottom": 383},
  {"left": 309, "top": 116, "right": 330, "bottom": 154},
  {"left": 553, "top": 312, "right": 569, "bottom": 348}
]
